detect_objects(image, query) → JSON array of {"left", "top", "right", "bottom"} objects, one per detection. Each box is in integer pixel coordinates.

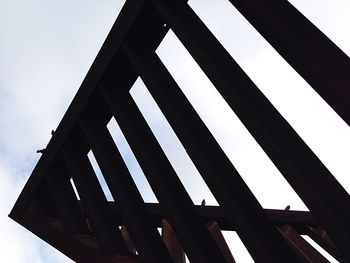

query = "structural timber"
[{"left": 10, "top": 0, "right": 350, "bottom": 262}]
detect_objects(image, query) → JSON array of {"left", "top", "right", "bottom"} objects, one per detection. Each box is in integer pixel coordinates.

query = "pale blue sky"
[{"left": 0, "top": 0, "right": 349, "bottom": 262}]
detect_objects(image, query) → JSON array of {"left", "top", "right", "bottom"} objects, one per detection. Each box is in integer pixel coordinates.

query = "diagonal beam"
[
  {"left": 279, "top": 225, "right": 330, "bottom": 262},
  {"left": 9, "top": 0, "right": 148, "bottom": 220},
  {"left": 149, "top": 0, "right": 350, "bottom": 260},
  {"left": 228, "top": 0, "right": 350, "bottom": 126},
  {"left": 100, "top": 84, "right": 228, "bottom": 263},
  {"left": 78, "top": 112, "right": 174, "bottom": 263},
  {"left": 162, "top": 219, "right": 186, "bottom": 263},
  {"left": 121, "top": 43, "right": 300, "bottom": 263},
  {"left": 307, "top": 226, "right": 346, "bottom": 263},
  {"left": 61, "top": 140, "right": 128, "bottom": 256},
  {"left": 45, "top": 161, "right": 89, "bottom": 235}
]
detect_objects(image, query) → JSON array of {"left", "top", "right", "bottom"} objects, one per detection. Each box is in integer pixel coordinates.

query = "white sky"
[{"left": 0, "top": 0, "right": 349, "bottom": 262}]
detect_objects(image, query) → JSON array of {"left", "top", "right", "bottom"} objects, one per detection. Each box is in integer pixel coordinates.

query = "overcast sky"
[{"left": 1, "top": 0, "right": 349, "bottom": 262}]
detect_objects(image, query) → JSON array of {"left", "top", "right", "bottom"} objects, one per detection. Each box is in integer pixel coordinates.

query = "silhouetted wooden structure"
[{"left": 10, "top": 0, "right": 350, "bottom": 262}]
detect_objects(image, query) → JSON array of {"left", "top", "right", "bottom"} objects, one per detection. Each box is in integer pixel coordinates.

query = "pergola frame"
[{"left": 10, "top": 0, "right": 350, "bottom": 262}]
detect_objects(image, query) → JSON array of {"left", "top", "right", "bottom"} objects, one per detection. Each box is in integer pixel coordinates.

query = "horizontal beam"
[
  {"left": 107, "top": 203, "right": 317, "bottom": 234},
  {"left": 14, "top": 201, "right": 139, "bottom": 263}
]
